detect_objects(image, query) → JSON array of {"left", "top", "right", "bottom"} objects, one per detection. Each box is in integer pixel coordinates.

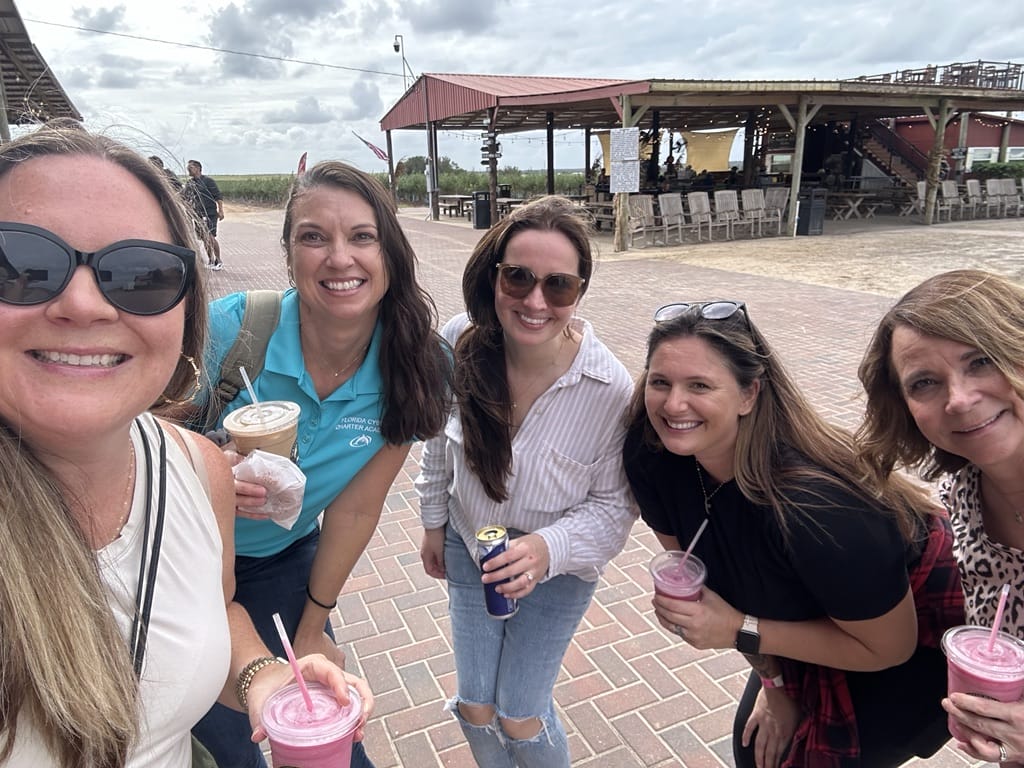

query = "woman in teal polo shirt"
[{"left": 191, "top": 161, "right": 450, "bottom": 768}]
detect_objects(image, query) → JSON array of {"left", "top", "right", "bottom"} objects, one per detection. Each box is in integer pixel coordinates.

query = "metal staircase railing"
[{"left": 865, "top": 121, "right": 930, "bottom": 180}]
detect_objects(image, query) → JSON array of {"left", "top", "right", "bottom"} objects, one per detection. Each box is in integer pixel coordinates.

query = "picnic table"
[
  {"left": 438, "top": 194, "right": 472, "bottom": 218},
  {"left": 497, "top": 197, "right": 525, "bottom": 218},
  {"left": 827, "top": 192, "right": 879, "bottom": 220}
]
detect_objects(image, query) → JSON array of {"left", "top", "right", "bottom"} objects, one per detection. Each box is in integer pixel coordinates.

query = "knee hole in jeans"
[
  {"left": 500, "top": 716, "right": 543, "bottom": 741},
  {"left": 457, "top": 701, "right": 496, "bottom": 727}
]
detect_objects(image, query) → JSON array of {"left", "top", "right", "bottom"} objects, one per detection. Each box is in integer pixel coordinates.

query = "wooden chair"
[
  {"left": 714, "top": 190, "right": 756, "bottom": 239},
  {"left": 985, "top": 178, "right": 1007, "bottom": 217},
  {"left": 934, "top": 181, "right": 955, "bottom": 221},
  {"left": 964, "top": 179, "right": 984, "bottom": 219},
  {"left": 740, "top": 189, "right": 772, "bottom": 236},
  {"left": 686, "top": 192, "right": 729, "bottom": 241},
  {"left": 1000, "top": 178, "right": 1021, "bottom": 217},
  {"left": 657, "top": 193, "right": 693, "bottom": 244},
  {"left": 763, "top": 187, "right": 789, "bottom": 231},
  {"left": 627, "top": 194, "right": 659, "bottom": 248}
]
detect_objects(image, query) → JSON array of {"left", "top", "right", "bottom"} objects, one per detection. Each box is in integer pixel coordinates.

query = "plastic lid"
[
  {"left": 223, "top": 400, "right": 300, "bottom": 434},
  {"left": 942, "top": 625, "right": 1024, "bottom": 679},
  {"left": 261, "top": 682, "right": 362, "bottom": 746}
]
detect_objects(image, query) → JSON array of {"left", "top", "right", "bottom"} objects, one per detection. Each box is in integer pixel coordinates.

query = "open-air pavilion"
[
  {"left": 379, "top": 66, "right": 1024, "bottom": 243},
  {"left": 0, "top": 0, "right": 81, "bottom": 139}
]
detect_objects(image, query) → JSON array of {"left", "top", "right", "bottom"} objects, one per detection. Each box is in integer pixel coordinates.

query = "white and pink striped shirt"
[{"left": 415, "top": 314, "right": 637, "bottom": 582}]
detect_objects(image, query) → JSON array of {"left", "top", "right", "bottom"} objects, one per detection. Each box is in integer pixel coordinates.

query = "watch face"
[{"left": 736, "top": 629, "right": 760, "bottom": 655}]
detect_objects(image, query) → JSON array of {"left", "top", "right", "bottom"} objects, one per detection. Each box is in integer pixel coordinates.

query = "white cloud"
[{"left": 21, "top": 0, "right": 1024, "bottom": 173}]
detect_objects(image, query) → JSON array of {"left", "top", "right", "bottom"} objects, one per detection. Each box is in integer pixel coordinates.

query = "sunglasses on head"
[
  {"left": 494, "top": 263, "right": 585, "bottom": 308},
  {"left": 0, "top": 221, "right": 195, "bottom": 316},
  {"left": 654, "top": 300, "right": 748, "bottom": 325}
]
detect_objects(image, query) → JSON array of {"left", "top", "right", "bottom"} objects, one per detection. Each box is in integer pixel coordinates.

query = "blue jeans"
[
  {"left": 444, "top": 525, "right": 596, "bottom": 768},
  {"left": 192, "top": 529, "right": 373, "bottom": 768}
]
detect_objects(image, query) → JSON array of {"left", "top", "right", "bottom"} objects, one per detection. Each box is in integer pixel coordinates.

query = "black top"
[
  {"left": 185, "top": 174, "right": 222, "bottom": 218},
  {"left": 623, "top": 424, "right": 916, "bottom": 624}
]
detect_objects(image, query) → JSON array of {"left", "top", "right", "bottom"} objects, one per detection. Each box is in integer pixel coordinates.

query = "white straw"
[
  {"left": 239, "top": 366, "right": 266, "bottom": 423},
  {"left": 672, "top": 518, "right": 709, "bottom": 577}
]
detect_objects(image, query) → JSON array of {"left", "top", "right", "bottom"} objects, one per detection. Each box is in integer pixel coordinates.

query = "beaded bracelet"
[
  {"left": 306, "top": 584, "right": 337, "bottom": 611},
  {"left": 236, "top": 656, "right": 286, "bottom": 711}
]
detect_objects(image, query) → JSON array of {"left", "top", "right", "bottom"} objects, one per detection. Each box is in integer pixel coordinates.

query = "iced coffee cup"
[
  {"left": 941, "top": 625, "right": 1024, "bottom": 741},
  {"left": 649, "top": 551, "right": 706, "bottom": 601},
  {"left": 222, "top": 400, "right": 300, "bottom": 459},
  {"left": 262, "top": 681, "right": 363, "bottom": 768}
]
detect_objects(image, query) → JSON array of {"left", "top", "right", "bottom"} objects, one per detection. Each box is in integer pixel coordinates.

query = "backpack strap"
[{"left": 201, "top": 289, "right": 282, "bottom": 432}]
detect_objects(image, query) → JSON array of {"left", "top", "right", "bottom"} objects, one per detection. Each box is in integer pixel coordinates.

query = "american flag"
[{"left": 352, "top": 132, "right": 389, "bottom": 162}]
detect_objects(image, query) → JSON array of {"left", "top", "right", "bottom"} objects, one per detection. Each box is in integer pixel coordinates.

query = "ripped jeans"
[{"left": 444, "top": 525, "right": 596, "bottom": 768}]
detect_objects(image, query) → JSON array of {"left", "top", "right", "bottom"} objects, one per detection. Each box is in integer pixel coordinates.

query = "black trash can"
[
  {"left": 497, "top": 183, "right": 512, "bottom": 198},
  {"left": 796, "top": 188, "right": 827, "bottom": 235},
  {"left": 472, "top": 190, "right": 491, "bottom": 229}
]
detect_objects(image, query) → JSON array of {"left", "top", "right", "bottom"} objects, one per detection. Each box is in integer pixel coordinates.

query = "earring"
[{"left": 159, "top": 354, "right": 202, "bottom": 406}]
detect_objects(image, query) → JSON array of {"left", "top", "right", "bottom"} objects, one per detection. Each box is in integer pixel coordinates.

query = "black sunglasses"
[
  {"left": 495, "top": 263, "right": 585, "bottom": 308},
  {"left": 654, "top": 301, "right": 748, "bottom": 325},
  {"left": 0, "top": 221, "right": 195, "bottom": 316}
]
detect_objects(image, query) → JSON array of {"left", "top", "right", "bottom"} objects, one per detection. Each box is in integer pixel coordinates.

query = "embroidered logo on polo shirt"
[{"left": 349, "top": 434, "right": 373, "bottom": 448}]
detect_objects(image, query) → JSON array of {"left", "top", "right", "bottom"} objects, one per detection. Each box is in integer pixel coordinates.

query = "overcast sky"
[{"left": 22, "top": 0, "right": 1024, "bottom": 175}]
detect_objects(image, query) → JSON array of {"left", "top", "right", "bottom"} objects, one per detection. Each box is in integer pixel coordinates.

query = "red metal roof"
[{"left": 380, "top": 73, "right": 648, "bottom": 132}]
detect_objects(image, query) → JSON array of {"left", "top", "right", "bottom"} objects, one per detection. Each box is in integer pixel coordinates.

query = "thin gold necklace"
[
  {"left": 326, "top": 343, "right": 369, "bottom": 378},
  {"left": 105, "top": 443, "right": 136, "bottom": 543},
  {"left": 696, "top": 462, "right": 724, "bottom": 517}
]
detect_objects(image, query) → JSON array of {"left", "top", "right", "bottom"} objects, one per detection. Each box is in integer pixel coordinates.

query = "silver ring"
[
  {"left": 525, "top": 571, "right": 534, "bottom": 582},
  {"left": 999, "top": 742, "right": 1008, "bottom": 763},
  {"left": 673, "top": 624, "right": 685, "bottom": 639}
]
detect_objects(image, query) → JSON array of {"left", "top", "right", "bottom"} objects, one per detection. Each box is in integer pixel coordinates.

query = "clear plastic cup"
[
  {"left": 223, "top": 400, "right": 300, "bottom": 459},
  {"left": 261, "top": 681, "right": 362, "bottom": 768},
  {"left": 649, "top": 551, "right": 706, "bottom": 601},
  {"left": 942, "top": 625, "right": 1024, "bottom": 741}
]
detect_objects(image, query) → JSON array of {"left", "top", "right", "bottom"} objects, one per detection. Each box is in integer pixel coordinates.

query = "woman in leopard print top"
[{"left": 858, "top": 269, "right": 1024, "bottom": 767}]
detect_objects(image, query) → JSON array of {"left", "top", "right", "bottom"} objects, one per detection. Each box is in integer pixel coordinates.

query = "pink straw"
[
  {"left": 988, "top": 583, "right": 1011, "bottom": 652},
  {"left": 272, "top": 612, "right": 314, "bottom": 711},
  {"left": 674, "top": 518, "right": 709, "bottom": 576}
]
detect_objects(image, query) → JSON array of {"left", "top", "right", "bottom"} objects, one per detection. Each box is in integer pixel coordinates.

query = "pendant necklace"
[{"left": 695, "top": 461, "right": 724, "bottom": 517}]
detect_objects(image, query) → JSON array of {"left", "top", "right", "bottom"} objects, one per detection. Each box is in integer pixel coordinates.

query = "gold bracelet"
[{"left": 236, "top": 656, "right": 286, "bottom": 712}]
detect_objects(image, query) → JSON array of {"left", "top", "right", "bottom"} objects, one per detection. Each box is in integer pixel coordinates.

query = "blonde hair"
[
  {"left": 0, "top": 120, "right": 206, "bottom": 767},
  {"left": 858, "top": 269, "right": 1024, "bottom": 482}
]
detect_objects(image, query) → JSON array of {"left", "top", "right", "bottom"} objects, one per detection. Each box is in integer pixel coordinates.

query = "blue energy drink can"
[{"left": 476, "top": 525, "right": 518, "bottom": 619}]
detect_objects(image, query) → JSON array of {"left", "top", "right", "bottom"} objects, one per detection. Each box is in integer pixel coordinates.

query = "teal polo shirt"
[{"left": 207, "top": 289, "right": 386, "bottom": 557}]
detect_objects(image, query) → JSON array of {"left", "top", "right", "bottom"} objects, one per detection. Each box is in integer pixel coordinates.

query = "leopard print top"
[{"left": 940, "top": 464, "right": 1024, "bottom": 640}]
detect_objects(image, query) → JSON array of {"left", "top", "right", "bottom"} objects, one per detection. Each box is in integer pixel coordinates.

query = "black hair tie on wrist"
[{"left": 306, "top": 584, "right": 337, "bottom": 610}]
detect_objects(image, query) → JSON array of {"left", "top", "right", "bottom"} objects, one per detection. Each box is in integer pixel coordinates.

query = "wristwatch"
[{"left": 735, "top": 613, "right": 761, "bottom": 654}]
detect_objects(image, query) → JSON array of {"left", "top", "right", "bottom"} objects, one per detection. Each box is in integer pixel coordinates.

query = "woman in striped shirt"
[{"left": 415, "top": 196, "right": 636, "bottom": 768}]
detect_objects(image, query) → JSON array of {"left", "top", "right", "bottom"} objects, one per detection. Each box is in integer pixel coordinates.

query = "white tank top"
[{"left": 5, "top": 415, "right": 231, "bottom": 767}]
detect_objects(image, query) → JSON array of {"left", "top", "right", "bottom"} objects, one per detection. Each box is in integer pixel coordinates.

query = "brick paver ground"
[{"left": 209, "top": 205, "right": 1022, "bottom": 767}]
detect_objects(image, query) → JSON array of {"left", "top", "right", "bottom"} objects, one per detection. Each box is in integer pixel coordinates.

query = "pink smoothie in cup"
[
  {"left": 649, "top": 551, "right": 706, "bottom": 601},
  {"left": 941, "top": 625, "right": 1024, "bottom": 741},
  {"left": 261, "top": 681, "right": 362, "bottom": 767}
]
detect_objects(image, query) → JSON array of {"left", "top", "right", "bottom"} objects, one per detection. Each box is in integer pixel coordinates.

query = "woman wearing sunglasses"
[
  {"left": 623, "top": 302, "right": 963, "bottom": 768},
  {"left": 191, "top": 160, "right": 449, "bottom": 767},
  {"left": 0, "top": 121, "right": 370, "bottom": 767},
  {"left": 858, "top": 270, "right": 1024, "bottom": 766},
  {"left": 415, "top": 196, "right": 635, "bottom": 767}
]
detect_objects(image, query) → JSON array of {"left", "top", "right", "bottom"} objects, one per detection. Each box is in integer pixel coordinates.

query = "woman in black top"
[{"left": 623, "top": 301, "right": 963, "bottom": 768}]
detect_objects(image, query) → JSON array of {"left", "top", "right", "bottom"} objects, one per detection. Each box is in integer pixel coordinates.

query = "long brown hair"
[
  {"left": 0, "top": 120, "right": 206, "bottom": 767},
  {"left": 625, "top": 304, "right": 936, "bottom": 541},
  {"left": 456, "top": 196, "right": 594, "bottom": 502},
  {"left": 282, "top": 161, "right": 450, "bottom": 443},
  {"left": 858, "top": 269, "right": 1024, "bottom": 482}
]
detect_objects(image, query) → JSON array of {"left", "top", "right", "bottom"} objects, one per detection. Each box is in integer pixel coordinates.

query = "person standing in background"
[{"left": 184, "top": 159, "right": 225, "bottom": 270}]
